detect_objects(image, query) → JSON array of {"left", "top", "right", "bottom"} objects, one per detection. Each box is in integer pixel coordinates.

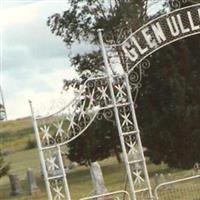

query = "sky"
[
  {"left": 1, "top": 0, "right": 79, "bottom": 119},
  {"left": 0, "top": 0, "right": 164, "bottom": 120}
]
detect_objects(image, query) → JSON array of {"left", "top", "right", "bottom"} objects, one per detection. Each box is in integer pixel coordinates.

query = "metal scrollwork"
[
  {"left": 103, "top": 27, "right": 133, "bottom": 45},
  {"left": 102, "top": 108, "right": 114, "bottom": 121},
  {"left": 118, "top": 105, "right": 135, "bottom": 132},
  {"left": 31, "top": 4, "right": 200, "bottom": 199},
  {"left": 140, "top": 59, "right": 151, "bottom": 71},
  {"left": 129, "top": 59, "right": 150, "bottom": 83},
  {"left": 35, "top": 75, "right": 119, "bottom": 148},
  {"left": 169, "top": 0, "right": 188, "bottom": 9},
  {"left": 129, "top": 71, "right": 140, "bottom": 86},
  {"left": 128, "top": 59, "right": 151, "bottom": 102}
]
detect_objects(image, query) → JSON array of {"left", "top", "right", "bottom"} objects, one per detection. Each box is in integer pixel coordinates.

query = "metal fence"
[
  {"left": 154, "top": 175, "right": 200, "bottom": 200},
  {"left": 79, "top": 190, "right": 131, "bottom": 200}
]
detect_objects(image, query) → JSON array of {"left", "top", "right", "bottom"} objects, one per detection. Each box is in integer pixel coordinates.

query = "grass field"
[
  {"left": 0, "top": 149, "right": 168, "bottom": 200},
  {"left": 1, "top": 148, "right": 197, "bottom": 200},
  {"left": 0, "top": 119, "right": 199, "bottom": 200},
  {"left": 0, "top": 149, "right": 127, "bottom": 200},
  {"left": 0, "top": 118, "right": 34, "bottom": 152}
]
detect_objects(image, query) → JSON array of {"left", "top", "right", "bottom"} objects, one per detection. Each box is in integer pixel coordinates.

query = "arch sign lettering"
[
  {"left": 114, "top": 3, "right": 200, "bottom": 74},
  {"left": 30, "top": 2, "right": 200, "bottom": 200}
]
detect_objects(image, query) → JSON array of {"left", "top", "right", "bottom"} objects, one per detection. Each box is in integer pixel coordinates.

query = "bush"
[
  {"left": 25, "top": 139, "right": 37, "bottom": 150},
  {"left": 0, "top": 150, "right": 9, "bottom": 178}
]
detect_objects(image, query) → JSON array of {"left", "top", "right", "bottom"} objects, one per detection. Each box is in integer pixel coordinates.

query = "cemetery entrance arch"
[{"left": 30, "top": 2, "right": 200, "bottom": 200}]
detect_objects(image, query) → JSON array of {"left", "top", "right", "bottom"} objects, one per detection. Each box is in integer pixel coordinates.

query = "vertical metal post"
[
  {"left": 29, "top": 100, "right": 53, "bottom": 200},
  {"left": 0, "top": 85, "right": 7, "bottom": 120},
  {"left": 0, "top": 18, "right": 7, "bottom": 121},
  {"left": 124, "top": 74, "right": 154, "bottom": 199},
  {"left": 98, "top": 29, "right": 137, "bottom": 200},
  {"left": 57, "top": 145, "right": 72, "bottom": 200}
]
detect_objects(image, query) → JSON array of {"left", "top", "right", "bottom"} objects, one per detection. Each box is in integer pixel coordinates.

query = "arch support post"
[
  {"left": 98, "top": 29, "right": 154, "bottom": 200},
  {"left": 29, "top": 100, "right": 53, "bottom": 200},
  {"left": 29, "top": 101, "right": 72, "bottom": 200}
]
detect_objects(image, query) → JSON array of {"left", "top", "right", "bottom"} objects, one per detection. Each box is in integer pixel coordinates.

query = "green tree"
[
  {"left": 135, "top": 1, "right": 200, "bottom": 169},
  {"left": 0, "top": 150, "right": 9, "bottom": 178},
  {"left": 0, "top": 104, "right": 6, "bottom": 121},
  {"left": 67, "top": 118, "right": 121, "bottom": 166},
  {"left": 137, "top": 34, "right": 200, "bottom": 169},
  {"left": 47, "top": 0, "right": 148, "bottom": 165},
  {"left": 48, "top": 0, "right": 200, "bottom": 169}
]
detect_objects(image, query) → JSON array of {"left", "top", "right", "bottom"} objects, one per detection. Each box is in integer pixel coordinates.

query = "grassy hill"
[
  {"left": 0, "top": 118, "right": 35, "bottom": 152},
  {"left": 0, "top": 119, "right": 199, "bottom": 200}
]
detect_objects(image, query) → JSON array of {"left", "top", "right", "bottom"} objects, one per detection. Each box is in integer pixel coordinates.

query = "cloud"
[
  {"left": 5, "top": 67, "right": 78, "bottom": 119},
  {"left": 1, "top": 3, "right": 38, "bottom": 32},
  {"left": 1, "top": 1, "right": 78, "bottom": 119},
  {"left": 2, "top": 1, "right": 99, "bottom": 120}
]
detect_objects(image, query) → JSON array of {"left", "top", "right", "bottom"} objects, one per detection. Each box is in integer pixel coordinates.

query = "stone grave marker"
[
  {"left": 9, "top": 174, "right": 23, "bottom": 196},
  {"left": 90, "top": 162, "right": 108, "bottom": 196},
  {"left": 27, "top": 168, "right": 40, "bottom": 195}
]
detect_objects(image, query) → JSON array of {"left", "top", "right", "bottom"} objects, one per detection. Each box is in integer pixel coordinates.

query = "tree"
[
  {"left": 67, "top": 118, "right": 121, "bottom": 166},
  {"left": 0, "top": 150, "right": 9, "bottom": 178},
  {"left": 137, "top": 31, "right": 200, "bottom": 168},
  {"left": 0, "top": 104, "right": 6, "bottom": 121},
  {"left": 48, "top": 0, "right": 200, "bottom": 169},
  {"left": 47, "top": 0, "right": 148, "bottom": 165},
  {"left": 135, "top": 0, "right": 200, "bottom": 169}
]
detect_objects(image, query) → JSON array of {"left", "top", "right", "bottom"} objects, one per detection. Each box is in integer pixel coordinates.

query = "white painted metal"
[
  {"left": 57, "top": 145, "right": 71, "bottom": 200},
  {"left": 154, "top": 175, "right": 200, "bottom": 200},
  {"left": 0, "top": 85, "right": 7, "bottom": 120},
  {"left": 29, "top": 2, "right": 200, "bottom": 200},
  {"left": 98, "top": 29, "right": 154, "bottom": 200},
  {"left": 79, "top": 190, "right": 131, "bottom": 200},
  {"left": 29, "top": 100, "right": 53, "bottom": 200},
  {"left": 98, "top": 29, "right": 137, "bottom": 200},
  {"left": 124, "top": 73, "right": 154, "bottom": 199},
  {"left": 106, "top": 3, "right": 200, "bottom": 74}
]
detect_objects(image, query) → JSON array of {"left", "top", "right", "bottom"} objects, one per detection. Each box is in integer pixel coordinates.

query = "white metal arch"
[
  {"left": 30, "top": 2, "right": 200, "bottom": 200},
  {"left": 105, "top": 3, "right": 200, "bottom": 75}
]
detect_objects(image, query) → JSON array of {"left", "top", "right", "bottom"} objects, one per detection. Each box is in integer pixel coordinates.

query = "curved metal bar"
[
  {"left": 128, "top": 31, "right": 200, "bottom": 74},
  {"left": 79, "top": 190, "right": 131, "bottom": 200},
  {"left": 102, "top": 3, "right": 200, "bottom": 74},
  {"left": 40, "top": 111, "right": 99, "bottom": 150},
  {"left": 128, "top": 32, "right": 200, "bottom": 74},
  {"left": 107, "top": 3, "right": 200, "bottom": 48},
  {"left": 36, "top": 75, "right": 107, "bottom": 120},
  {"left": 154, "top": 175, "right": 200, "bottom": 200},
  {"left": 34, "top": 73, "right": 117, "bottom": 148}
]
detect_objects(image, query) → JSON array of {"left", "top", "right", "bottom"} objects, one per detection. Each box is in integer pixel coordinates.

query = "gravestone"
[
  {"left": 154, "top": 173, "right": 167, "bottom": 186},
  {"left": 159, "top": 173, "right": 166, "bottom": 183},
  {"left": 67, "top": 162, "right": 78, "bottom": 171},
  {"left": 90, "top": 162, "right": 108, "bottom": 196},
  {"left": 154, "top": 173, "right": 160, "bottom": 187},
  {"left": 193, "top": 162, "right": 200, "bottom": 175},
  {"left": 9, "top": 174, "right": 23, "bottom": 196},
  {"left": 27, "top": 168, "right": 40, "bottom": 195}
]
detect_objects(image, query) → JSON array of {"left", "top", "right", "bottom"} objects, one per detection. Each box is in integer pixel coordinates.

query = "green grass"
[
  {"left": 1, "top": 148, "right": 198, "bottom": 200},
  {"left": 0, "top": 119, "right": 199, "bottom": 200},
  {"left": 0, "top": 118, "right": 34, "bottom": 152},
  {"left": 0, "top": 118, "right": 32, "bottom": 133},
  {"left": 0, "top": 149, "right": 125, "bottom": 200}
]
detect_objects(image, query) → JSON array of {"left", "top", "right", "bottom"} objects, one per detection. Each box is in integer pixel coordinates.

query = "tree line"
[{"left": 47, "top": 0, "right": 200, "bottom": 169}]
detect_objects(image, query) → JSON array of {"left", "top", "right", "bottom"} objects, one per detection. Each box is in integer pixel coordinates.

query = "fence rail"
[
  {"left": 79, "top": 190, "right": 131, "bottom": 200},
  {"left": 154, "top": 175, "right": 200, "bottom": 200}
]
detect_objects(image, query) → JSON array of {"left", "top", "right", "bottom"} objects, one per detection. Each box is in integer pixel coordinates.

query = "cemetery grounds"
[{"left": 0, "top": 118, "right": 199, "bottom": 200}]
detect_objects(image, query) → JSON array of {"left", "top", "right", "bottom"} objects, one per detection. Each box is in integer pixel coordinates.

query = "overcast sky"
[
  {"left": 1, "top": 0, "right": 79, "bottom": 119},
  {"left": 0, "top": 0, "right": 163, "bottom": 120}
]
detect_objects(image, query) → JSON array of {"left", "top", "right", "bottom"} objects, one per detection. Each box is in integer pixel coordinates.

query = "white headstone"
[
  {"left": 154, "top": 173, "right": 159, "bottom": 186},
  {"left": 90, "top": 162, "right": 107, "bottom": 196},
  {"left": 27, "top": 168, "right": 40, "bottom": 195}
]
